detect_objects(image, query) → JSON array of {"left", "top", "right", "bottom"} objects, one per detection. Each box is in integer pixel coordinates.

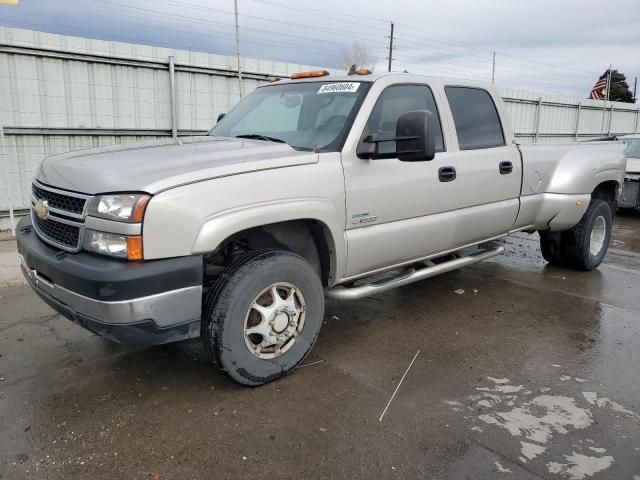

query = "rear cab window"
[{"left": 445, "top": 86, "right": 505, "bottom": 150}]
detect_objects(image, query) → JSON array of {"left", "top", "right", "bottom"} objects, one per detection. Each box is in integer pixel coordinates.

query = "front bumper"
[{"left": 17, "top": 216, "right": 204, "bottom": 345}]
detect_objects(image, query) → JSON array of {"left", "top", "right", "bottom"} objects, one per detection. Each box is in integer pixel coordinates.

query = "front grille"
[
  {"left": 31, "top": 181, "right": 91, "bottom": 252},
  {"left": 32, "top": 182, "right": 86, "bottom": 215},
  {"left": 32, "top": 213, "right": 81, "bottom": 250}
]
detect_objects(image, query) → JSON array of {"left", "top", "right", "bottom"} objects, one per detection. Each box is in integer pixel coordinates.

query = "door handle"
[
  {"left": 499, "top": 161, "right": 513, "bottom": 174},
  {"left": 438, "top": 166, "right": 457, "bottom": 182}
]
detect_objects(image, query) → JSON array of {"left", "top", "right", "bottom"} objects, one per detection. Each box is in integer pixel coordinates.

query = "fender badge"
[
  {"left": 34, "top": 199, "right": 49, "bottom": 220},
  {"left": 351, "top": 212, "right": 378, "bottom": 225}
]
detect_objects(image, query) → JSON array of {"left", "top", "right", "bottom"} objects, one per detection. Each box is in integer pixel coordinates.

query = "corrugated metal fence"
[
  {"left": 501, "top": 89, "right": 639, "bottom": 144},
  {"left": 1, "top": 27, "right": 639, "bottom": 231},
  {"left": 0, "top": 27, "right": 319, "bottom": 230}
]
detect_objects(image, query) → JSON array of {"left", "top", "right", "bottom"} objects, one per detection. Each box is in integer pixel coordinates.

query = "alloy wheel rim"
[
  {"left": 589, "top": 216, "right": 606, "bottom": 256},
  {"left": 243, "top": 282, "right": 306, "bottom": 359}
]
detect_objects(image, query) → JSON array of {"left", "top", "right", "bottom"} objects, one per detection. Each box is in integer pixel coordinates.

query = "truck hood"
[
  {"left": 36, "top": 136, "right": 318, "bottom": 194},
  {"left": 627, "top": 158, "right": 640, "bottom": 174}
]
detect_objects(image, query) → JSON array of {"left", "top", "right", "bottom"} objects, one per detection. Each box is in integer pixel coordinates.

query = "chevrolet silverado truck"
[{"left": 16, "top": 71, "right": 626, "bottom": 385}]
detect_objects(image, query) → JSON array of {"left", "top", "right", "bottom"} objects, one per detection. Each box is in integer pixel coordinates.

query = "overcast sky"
[{"left": 1, "top": 0, "right": 639, "bottom": 100}]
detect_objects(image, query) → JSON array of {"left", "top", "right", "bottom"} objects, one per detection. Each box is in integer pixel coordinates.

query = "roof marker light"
[
  {"left": 290, "top": 70, "right": 329, "bottom": 79},
  {"left": 347, "top": 65, "right": 372, "bottom": 76}
]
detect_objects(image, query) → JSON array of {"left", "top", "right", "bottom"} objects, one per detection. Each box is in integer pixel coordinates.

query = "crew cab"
[{"left": 16, "top": 70, "right": 626, "bottom": 385}]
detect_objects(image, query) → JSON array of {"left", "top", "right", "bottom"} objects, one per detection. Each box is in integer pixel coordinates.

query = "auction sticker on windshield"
[{"left": 317, "top": 83, "right": 360, "bottom": 94}]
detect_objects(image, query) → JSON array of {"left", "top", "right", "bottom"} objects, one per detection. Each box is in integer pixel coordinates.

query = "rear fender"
[{"left": 546, "top": 145, "right": 625, "bottom": 195}]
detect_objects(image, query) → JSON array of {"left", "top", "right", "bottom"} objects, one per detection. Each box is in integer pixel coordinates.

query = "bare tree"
[{"left": 339, "top": 42, "right": 375, "bottom": 71}]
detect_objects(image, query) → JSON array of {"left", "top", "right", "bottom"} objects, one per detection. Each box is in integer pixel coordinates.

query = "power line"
[
  {"left": 398, "top": 59, "right": 588, "bottom": 93},
  {"left": 10, "top": 0, "right": 615, "bottom": 95},
  {"left": 394, "top": 38, "right": 602, "bottom": 89},
  {"left": 96, "top": 0, "right": 392, "bottom": 49},
  {"left": 4, "top": 18, "right": 341, "bottom": 64},
  {"left": 248, "top": 0, "right": 388, "bottom": 28},
  {"left": 198, "top": 0, "right": 607, "bottom": 80},
  {"left": 87, "top": 0, "right": 377, "bottom": 53},
  {"left": 394, "top": 37, "right": 494, "bottom": 65},
  {"left": 394, "top": 22, "right": 602, "bottom": 77},
  {"left": 234, "top": 0, "right": 599, "bottom": 81},
  {"left": 393, "top": 36, "right": 601, "bottom": 89},
  {"left": 6, "top": 17, "right": 591, "bottom": 94}
]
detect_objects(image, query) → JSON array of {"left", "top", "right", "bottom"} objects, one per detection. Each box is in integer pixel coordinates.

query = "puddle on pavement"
[
  {"left": 441, "top": 297, "right": 640, "bottom": 479},
  {"left": 445, "top": 374, "right": 640, "bottom": 479},
  {"left": 612, "top": 212, "right": 640, "bottom": 254}
]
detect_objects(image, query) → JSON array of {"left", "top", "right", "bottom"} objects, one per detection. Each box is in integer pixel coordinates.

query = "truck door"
[
  {"left": 340, "top": 83, "right": 460, "bottom": 278},
  {"left": 443, "top": 86, "right": 521, "bottom": 244}
]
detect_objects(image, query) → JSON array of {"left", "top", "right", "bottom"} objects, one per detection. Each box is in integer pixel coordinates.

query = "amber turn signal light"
[
  {"left": 127, "top": 236, "right": 143, "bottom": 261},
  {"left": 130, "top": 196, "right": 151, "bottom": 223}
]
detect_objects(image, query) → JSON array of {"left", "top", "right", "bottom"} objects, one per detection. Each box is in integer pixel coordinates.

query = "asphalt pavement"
[{"left": 1, "top": 212, "right": 639, "bottom": 479}]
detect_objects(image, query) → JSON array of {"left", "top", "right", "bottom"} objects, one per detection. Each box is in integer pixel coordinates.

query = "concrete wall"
[{"left": 2, "top": 26, "right": 639, "bottom": 230}]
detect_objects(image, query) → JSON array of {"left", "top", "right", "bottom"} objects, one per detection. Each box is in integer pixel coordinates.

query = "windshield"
[
  {"left": 625, "top": 139, "right": 640, "bottom": 159},
  {"left": 209, "top": 81, "right": 369, "bottom": 151}
]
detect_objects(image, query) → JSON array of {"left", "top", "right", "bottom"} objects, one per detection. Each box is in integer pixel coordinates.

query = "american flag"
[{"left": 590, "top": 77, "right": 607, "bottom": 99}]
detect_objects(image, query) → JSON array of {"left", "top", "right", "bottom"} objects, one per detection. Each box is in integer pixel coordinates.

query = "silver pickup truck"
[{"left": 17, "top": 71, "right": 626, "bottom": 385}]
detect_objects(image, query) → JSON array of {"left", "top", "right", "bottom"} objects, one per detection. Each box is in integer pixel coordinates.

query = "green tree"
[{"left": 600, "top": 69, "right": 635, "bottom": 103}]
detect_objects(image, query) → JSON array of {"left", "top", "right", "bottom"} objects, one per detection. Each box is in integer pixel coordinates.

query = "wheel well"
[
  {"left": 204, "top": 220, "right": 333, "bottom": 287},
  {"left": 592, "top": 181, "right": 619, "bottom": 211}
]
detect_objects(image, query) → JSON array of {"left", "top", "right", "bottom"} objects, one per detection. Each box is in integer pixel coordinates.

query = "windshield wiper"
[{"left": 235, "top": 134, "right": 286, "bottom": 144}]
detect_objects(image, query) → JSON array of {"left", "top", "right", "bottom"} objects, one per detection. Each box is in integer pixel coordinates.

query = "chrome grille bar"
[{"left": 30, "top": 180, "right": 92, "bottom": 252}]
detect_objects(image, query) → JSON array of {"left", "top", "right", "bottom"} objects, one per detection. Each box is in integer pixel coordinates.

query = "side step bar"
[{"left": 325, "top": 245, "right": 505, "bottom": 301}]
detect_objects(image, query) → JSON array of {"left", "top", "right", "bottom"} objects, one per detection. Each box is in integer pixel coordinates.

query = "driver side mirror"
[
  {"left": 217, "top": 113, "right": 226, "bottom": 123},
  {"left": 357, "top": 110, "right": 436, "bottom": 161}
]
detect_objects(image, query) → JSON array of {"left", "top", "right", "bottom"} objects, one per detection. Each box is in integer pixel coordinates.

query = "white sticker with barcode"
[{"left": 317, "top": 82, "right": 360, "bottom": 94}]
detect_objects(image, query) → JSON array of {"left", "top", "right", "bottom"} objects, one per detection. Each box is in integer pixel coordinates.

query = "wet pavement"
[{"left": 1, "top": 213, "right": 639, "bottom": 479}]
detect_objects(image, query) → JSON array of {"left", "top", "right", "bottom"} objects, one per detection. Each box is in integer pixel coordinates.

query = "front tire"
[
  {"left": 539, "top": 199, "right": 612, "bottom": 271},
  {"left": 201, "top": 250, "right": 324, "bottom": 386}
]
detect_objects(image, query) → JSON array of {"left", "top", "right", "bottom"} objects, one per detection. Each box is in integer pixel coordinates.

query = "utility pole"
[
  {"left": 606, "top": 65, "right": 612, "bottom": 103},
  {"left": 387, "top": 22, "right": 394, "bottom": 72},
  {"left": 0, "top": 125, "right": 15, "bottom": 237},
  {"left": 168, "top": 56, "right": 177, "bottom": 140},
  {"left": 491, "top": 52, "right": 496, "bottom": 84},
  {"left": 633, "top": 76, "right": 637, "bottom": 103},
  {"left": 233, "top": 0, "right": 243, "bottom": 97}
]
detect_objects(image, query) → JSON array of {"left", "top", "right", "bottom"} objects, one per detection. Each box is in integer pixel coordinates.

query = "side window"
[
  {"left": 365, "top": 85, "right": 445, "bottom": 154},
  {"left": 445, "top": 87, "right": 505, "bottom": 150}
]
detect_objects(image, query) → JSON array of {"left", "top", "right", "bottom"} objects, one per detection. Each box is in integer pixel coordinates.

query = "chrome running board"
[{"left": 325, "top": 245, "right": 505, "bottom": 301}]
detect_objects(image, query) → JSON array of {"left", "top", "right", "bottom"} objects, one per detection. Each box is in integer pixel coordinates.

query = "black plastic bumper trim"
[
  {"left": 28, "top": 272, "right": 201, "bottom": 346},
  {"left": 16, "top": 216, "right": 203, "bottom": 301}
]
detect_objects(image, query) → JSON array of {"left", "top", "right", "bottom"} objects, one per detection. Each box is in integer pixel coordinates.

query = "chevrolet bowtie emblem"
[{"left": 34, "top": 199, "right": 49, "bottom": 220}]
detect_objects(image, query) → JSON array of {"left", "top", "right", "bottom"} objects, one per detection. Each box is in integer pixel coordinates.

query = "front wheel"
[
  {"left": 201, "top": 250, "right": 324, "bottom": 386},
  {"left": 539, "top": 199, "right": 613, "bottom": 271}
]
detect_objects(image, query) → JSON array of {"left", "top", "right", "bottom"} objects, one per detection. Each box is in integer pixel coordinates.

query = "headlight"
[
  {"left": 84, "top": 230, "right": 143, "bottom": 260},
  {"left": 88, "top": 194, "right": 150, "bottom": 223}
]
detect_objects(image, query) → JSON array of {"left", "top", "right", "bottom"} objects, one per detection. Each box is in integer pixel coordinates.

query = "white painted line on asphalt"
[{"left": 379, "top": 349, "right": 420, "bottom": 422}]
